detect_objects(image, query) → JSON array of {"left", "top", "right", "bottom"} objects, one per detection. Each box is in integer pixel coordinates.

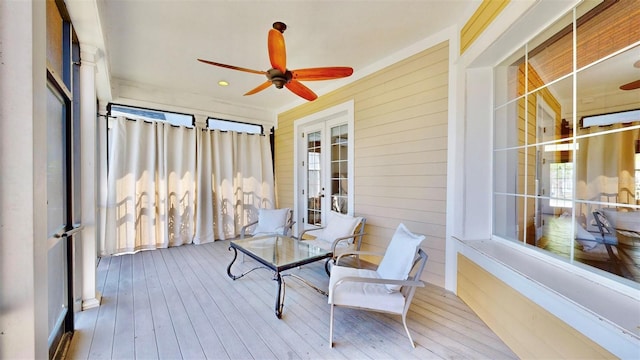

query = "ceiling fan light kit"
[{"left": 198, "top": 21, "right": 353, "bottom": 101}]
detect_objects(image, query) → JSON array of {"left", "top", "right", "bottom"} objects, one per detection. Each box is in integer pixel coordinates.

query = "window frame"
[
  {"left": 206, "top": 117, "right": 263, "bottom": 134},
  {"left": 491, "top": 0, "right": 640, "bottom": 283},
  {"left": 107, "top": 103, "right": 195, "bottom": 127}
]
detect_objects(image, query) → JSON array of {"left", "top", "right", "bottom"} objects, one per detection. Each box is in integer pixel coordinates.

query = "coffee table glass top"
[{"left": 230, "top": 235, "right": 331, "bottom": 270}]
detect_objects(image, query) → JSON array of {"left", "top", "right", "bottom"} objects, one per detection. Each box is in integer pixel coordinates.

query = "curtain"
[
  {"left": 194, "top": 129, "right": 275, "bottom": 243},
  {"left": 102, "top": 117, "right": 275, "bottom": 255},
  {"left": 102, "top": 118, "right": 196, "bottom": 255},
  {"left": 576, "top": 126, "right": 639, "bottom": 225}
]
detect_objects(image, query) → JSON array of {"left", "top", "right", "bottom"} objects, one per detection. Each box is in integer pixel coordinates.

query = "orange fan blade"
[
  {"left": 285, "top": 79, "right": 317, "bottom": 101},
  {"left": 268, "top": 29, "right": 286, "bottom": 72},
  {"left": 244, "top": 80, "right": 273, "bottom": 96},
  {"left": 292, "top": 67, "right": 354, "bottom": 81},
  {"left": 197, "top": 59, "right": 266, "bottom": 75},
  {"left": 620, "top": 79, "right": 640, "bottom": 91}
]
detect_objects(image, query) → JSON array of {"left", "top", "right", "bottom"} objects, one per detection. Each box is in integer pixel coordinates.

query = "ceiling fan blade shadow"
[
  {"left": 197, "top": 59, "right": 266, "bottom": 75},
  {"left": 285, "top": 80, "right": 317, "bottom": 101},
  {"left": 620, "top": 79, "right": 640, "bottom": 91},
  {"left": 268, "top": 29, "right": 286, "bottom": 72},
  {"left": 244, "top": 81, "right": 273, "bottom": 96},
  {"left": 292, "top": 67, "right": 354, "bottom": 81}
]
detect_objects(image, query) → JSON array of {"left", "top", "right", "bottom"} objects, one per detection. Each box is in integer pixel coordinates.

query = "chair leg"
[
  {"left": 329, "top": 304, "right": 334, "bottom": 348},
  {"left": 324, "top": 258, "right": 333, "bottom": 276},
  {"left": 604, "top": 244, "right": 623, "bottom": 276},
  {"left": 402, "top": 313, "right": 415, "bottom": 348}
]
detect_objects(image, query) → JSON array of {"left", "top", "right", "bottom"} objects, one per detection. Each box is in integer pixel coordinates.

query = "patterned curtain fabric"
[{"left": 102, "top": 117, "right": 274, "bottom": 255}]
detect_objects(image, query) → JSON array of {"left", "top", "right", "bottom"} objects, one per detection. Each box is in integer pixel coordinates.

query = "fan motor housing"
[{"left": 267, "top": 68, "right": 292, "bottom": 88}]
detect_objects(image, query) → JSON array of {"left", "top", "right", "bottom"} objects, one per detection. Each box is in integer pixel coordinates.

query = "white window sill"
[{"left": 457, "top": 237, "right": 640, "bottom": 358}]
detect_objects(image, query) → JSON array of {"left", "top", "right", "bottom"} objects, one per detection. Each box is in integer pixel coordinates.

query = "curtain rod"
[{"left": 97, "top": 113, "right": 117, "bottom": 119}]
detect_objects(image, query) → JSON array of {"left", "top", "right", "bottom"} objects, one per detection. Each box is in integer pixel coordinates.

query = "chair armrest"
[
  {"left": 240, "top": 220, "right": 259, "bottom": 238},
  {"left": 329, "top": 233, "right": 367, "bottom": 251},
  {"left": 298, "top": 227, "right": 326, "bottom": 240},
  {"left": 332, "top": 276, "right": 425, "bottom": 291},
  {"left": 335, "top": 250, "right": 384, "bottom": 265},
  {"left": 283, "top": 221, "right": 296, "bottom": 236}
]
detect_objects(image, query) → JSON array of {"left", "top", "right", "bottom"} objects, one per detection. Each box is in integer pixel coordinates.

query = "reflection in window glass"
[
  {"left": 494, "top": 0, "right": 640, "bottom": 282},
  {"left": 527, "top": 12, "right": 574, "bottom": 93},
  {"left": 576, "top": 0, "right": 640, "bottom": 69},
  {"left": 494, "top": 194, "right": 518, "bottom": 242},
  {"left": 550, "top": 163, "right": 573, "bottom": 208},
  {"left": 494, "top": 47, "right": 526, "bottom": 104}
]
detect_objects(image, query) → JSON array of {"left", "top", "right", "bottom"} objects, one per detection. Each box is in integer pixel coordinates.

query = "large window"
[
  {"left": 494, "top": 0, "right": 640, "bottom": 283},
  {"left": 207, "top": 118, "right": 262, "bottom": 134},
  {"left": 109, "top": 104, "right": 194, "bottom": 127}
]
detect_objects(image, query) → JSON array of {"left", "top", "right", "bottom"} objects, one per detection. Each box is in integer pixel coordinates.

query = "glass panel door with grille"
[
  {"left": 295, "top": 101, "right": 354, "bottom": 233},
  {"left": 46, "top": 80, "right": 75, "bottom": 357},
  {"left": 306, "top": 129, "right": 323, "bottom": 225}
]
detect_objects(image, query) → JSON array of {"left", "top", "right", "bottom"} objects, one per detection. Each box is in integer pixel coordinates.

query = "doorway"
[
  {"left": 46, "top": 3, "right": 82, "bottom": 356},
  {"left": 294, "top": 101, "right": 354, "bottom": 233},
  {"left": 46, "top": 76, "right": 81, "bottom": 358},
  {"left": 535, "top": 96, "right": 555, "bottom": 242}
]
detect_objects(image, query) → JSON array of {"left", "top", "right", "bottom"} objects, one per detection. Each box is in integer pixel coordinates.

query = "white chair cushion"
[
  {"left": 319, "top": 211, "right": 362, "bottom": 244},
  {"left": 328, "top": 265, "right": 406, "bottom": 314},
  {"left": 376, "top": 223, "right": 425, "bottom": 292},
  {"left": 252, "top": 208, "right": 289, "bottom": 234},
  {"left": 574, "top": 221, "right": 598, "bottom": 250}
]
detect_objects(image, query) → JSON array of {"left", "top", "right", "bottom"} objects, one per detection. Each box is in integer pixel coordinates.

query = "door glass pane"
[
  {"left": 46, "top": 84, "right": 68, "bottom": 344},
  {"left": 330, "top": 124, "right": 348, "bottom": 214},
  {"left": 47, "top": 86, "right": 66, "bottom": 234},
  {"left": 307, "top": 131, "right": 322, "bottom": 225}
]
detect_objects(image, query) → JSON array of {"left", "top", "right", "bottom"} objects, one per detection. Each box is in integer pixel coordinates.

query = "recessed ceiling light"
[{"left": 218, "top": 80, "right": 229, "bottom": 86}]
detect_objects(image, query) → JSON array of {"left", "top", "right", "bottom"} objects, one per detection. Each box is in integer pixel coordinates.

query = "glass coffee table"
[{"left": 227, "top": 235, "right": 332, "bottom": 318}]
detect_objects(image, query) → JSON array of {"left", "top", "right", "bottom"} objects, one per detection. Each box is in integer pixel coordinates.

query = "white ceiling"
[{"left": 66, "top": 0, "right": 480, "bottom": 114}]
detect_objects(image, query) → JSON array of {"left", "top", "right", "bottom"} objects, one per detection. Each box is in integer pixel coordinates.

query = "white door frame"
[{"left": 293, "top": 100, "right": 355, "bottom": 235}]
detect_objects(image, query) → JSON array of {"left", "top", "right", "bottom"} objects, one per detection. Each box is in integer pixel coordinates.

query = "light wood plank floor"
[{"left": 65, "top": 240, "right": 518, "bottom": 359}]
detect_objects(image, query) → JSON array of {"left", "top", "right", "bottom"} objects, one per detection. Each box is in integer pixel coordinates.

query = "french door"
[
  {"left": 295, "top": 102, "right": 354, "bottom": 232},
  {"left": 45, "top": 8, "right": 81, "bottom": 355},
  {"left": 46, "top": 78, "right": 79, "bottom": 357}
]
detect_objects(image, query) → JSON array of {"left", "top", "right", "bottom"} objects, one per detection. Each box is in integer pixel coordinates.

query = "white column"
[
  {"left": 80, "top": 45, "right": 101, "bottom": 310},
  {"left": 0, "top": 1, "right": 48, "bottom": 358}
]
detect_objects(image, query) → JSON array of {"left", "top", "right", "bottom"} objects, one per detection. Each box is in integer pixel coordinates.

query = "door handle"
[{"left": 54, "top": 223, "right": 84, "bottom": 238}]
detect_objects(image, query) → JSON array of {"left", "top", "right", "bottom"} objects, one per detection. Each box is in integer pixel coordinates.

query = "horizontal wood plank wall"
[
  {"left": 457, "top": 254, "right": 615, "bottom": 359},
  {"left": 276, "top": 41, "right": 449, "bottom": 286},
  {"left": 460, "top": 0, "right": 510, "bottom": 54}
]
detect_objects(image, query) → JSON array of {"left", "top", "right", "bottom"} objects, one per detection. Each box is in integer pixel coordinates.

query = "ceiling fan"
[
  {"left": 198, "top": 22, "right": 353, "bottom": 101},
  {"left": 619, "top": 59, "right": 640, "bottom": 91}
]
